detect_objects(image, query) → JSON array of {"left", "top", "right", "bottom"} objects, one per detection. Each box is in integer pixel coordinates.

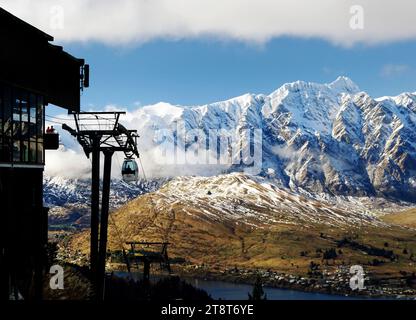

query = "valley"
[{"left": 53, "top": 173, "right": 416, "bottom": 298}]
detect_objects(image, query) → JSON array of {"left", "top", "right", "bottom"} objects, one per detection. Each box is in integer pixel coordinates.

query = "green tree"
[
  {"left": 323, "top": 248, "right": 337, "bottom": 260},
  {"left": 248, "top": 276, "right": 267, "bottom": 300}
]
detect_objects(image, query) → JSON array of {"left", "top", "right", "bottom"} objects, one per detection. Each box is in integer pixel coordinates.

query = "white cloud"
[
  {"left": 44, "top": 101, "right": 241, "bottom": 179},
  {"left": 380, "top": 64, "right": 410, "bottom": 77},
  {"left": 45, "top": 146, "right": 91, "bottom": 179},
  {"left": 1, "top": 0, "right": 416, "bottom": 47}
]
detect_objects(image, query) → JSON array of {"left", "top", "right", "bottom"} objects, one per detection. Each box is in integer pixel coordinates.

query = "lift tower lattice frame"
[{"left": 62, "top": 111, "right": 140, "bottom": 300}]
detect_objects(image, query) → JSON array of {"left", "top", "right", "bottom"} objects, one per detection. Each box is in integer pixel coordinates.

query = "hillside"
[
  {"left": 67, "top": 173, "right": 416, "bottom": 283},
  {"left": 381, "top": 208, "right": 416, "bottom": 229}
]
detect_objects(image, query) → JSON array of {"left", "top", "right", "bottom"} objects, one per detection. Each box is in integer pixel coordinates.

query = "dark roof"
[
  {"left": 0, "top": 7, "right": 54, "bottom": 41},
  {"left": 0, "top": 7, "right": 86, "bottom": 112}
]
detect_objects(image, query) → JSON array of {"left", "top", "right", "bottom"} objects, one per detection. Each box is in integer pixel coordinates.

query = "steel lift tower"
[{"left": 63, "top": 111, "right": 139, "bottom": 300}]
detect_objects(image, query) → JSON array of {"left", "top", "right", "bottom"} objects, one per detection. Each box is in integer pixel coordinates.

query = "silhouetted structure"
[
  {"left": 126, "top": 242, "right": 172, "bottom": 282},
  {"left": 62, "top": 112, "right": 140, "bottom": 300},
  {"left": 0, "top": 8, "right": 88, "bottom": 300}
]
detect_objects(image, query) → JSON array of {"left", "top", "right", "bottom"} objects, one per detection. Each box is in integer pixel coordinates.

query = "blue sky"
[{"left": 55, "top": 37, "right": 416, "bottom": 115}]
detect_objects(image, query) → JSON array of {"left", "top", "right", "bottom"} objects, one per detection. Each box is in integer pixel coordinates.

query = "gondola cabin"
[{"left": 122, "top": 158, "right": 139, "bottom": 182}]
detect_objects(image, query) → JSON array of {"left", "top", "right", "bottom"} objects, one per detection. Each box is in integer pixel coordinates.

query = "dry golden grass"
[
  {"left": 381, "top": 208, "right": 416, "bottom": 229},
  {"left": 67, "top": 191, "right": 416, "bottom": 280}
]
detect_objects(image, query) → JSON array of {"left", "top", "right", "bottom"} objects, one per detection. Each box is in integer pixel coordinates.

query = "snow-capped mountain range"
[
  {"left": 44, "top": 176, "right": 167, "bottom": 228},
  {"left": 122, "top": 76, "right": 416, "bottom": 201},
  {"left": 44, "top": 176, "right": 165, "bottom": 208},
  {"left": 45, "top": 76, "right": 416, "bottom": 219}
]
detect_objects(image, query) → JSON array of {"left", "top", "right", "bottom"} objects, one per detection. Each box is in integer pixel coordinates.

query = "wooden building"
[{"left": 0, "top": 7, "right": 88, "bottom": 300}]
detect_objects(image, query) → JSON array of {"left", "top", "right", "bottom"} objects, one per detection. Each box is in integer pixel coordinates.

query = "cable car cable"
[
  {"left": 138, "top": 157, "right": 147, "bottom": 181},
  {"left": 45, "top": 119, "right": 65, "bottom": 125},
  {"left": 79, "top": 109, "right": 117, "bottom": 124},
  {"left": 45, "top": 114, "right": 72, "bottom": 121}
]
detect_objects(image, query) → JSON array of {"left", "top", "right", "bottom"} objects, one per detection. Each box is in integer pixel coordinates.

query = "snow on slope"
[
  {"left": 146, "top": 172, "right": 409, "bottom": 228},
  {"left": 44, "top": 176, "right": 165, "bottom": 207},
  {"left": 44, "top": 176, "right": 168, "bottom": 228}
]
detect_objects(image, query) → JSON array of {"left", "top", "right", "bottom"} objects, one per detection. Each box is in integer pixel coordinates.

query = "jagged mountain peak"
[
  {"left": 268, "top": 76, "right": 360, "bottom": 100},
  {"left": 137, "top": 78, "right": 363, "bottom": 115},
  {"left": 376, "top": 92, "right": 416, "bottom": 111},
  {"left": 327, "top": 76, "right": 360, "bottom": 94}
]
